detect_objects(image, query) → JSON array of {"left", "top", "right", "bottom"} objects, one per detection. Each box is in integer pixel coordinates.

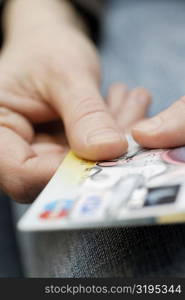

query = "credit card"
[{"left": 18, "top": 136, "right": 185, "bottom": 231}]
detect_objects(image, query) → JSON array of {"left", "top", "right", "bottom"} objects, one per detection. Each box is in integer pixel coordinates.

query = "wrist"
[{"left": 3, "top": 0, "right": 88, "bottom": 44}]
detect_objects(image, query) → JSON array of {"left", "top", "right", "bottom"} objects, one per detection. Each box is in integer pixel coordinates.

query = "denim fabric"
[
  {"left": 16, "top": 226, "right": 185, "bottom": 277},
  {"left": 0, "top": 193, "right": 22, "bottom": 277},
  {"left": 3, "top": 0, "right": 185, "bottom": 277},
  {"left": 101, "top": 0, "right": 185, "bottom": 116}
]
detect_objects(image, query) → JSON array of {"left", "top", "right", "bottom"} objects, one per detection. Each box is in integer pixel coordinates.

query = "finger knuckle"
[
  {"left": 70, "top": 96, "right": 105, "bottom": 128},
  {"left": 0, "top": 170, "right": 34, "bottom": 203},
  {"left": 0, "top": 107, "right": 11, "bottom": 116},
  {"left": 0, "top": 108, "right": 14, "bottom": 129}
]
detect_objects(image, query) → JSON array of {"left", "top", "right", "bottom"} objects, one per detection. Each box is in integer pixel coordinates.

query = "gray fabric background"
[
  {"left": 101, "top": 0, "right": 185, "bottom": 116},
  {"left": 0, "top": 192, "right": 22, "bottom": 277},
  {"left": 2, "top": 0, "right": 185, "bottom": 277}
]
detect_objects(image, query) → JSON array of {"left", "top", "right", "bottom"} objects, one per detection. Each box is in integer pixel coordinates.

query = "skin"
[
  {"left": 132, "top": 97, "right": 185, "bottom": 149},
  {"left": 0, "top": 0, "right": 151, "bottom": 202}
]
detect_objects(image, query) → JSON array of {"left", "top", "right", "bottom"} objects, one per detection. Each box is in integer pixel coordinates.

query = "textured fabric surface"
[
  {"left": 0, "top": 193, "right": 22, "bottom": 277},
  {"left": 16, "top": 226, "right": 185, "bottom": 277},
  {"left": 101, "top": 0, "right": 185, "bottom": 116},
  {"left": 3, "top": 0, "right": 185, "bottom": 277}
]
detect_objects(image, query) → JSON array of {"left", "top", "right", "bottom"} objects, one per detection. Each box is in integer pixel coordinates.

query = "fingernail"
[
  {"left": 133, "top": 117, "right": 162, "bottom": 132},
  {"left": 87, "top": 129, "right": 122, "bottom": 145}
]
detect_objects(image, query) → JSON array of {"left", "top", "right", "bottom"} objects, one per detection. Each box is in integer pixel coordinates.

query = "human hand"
[
  {"left": 132, "top": 96, "right": 185, "bottom": 149},
  {"left": 0, "top": 0, "right": 151, "bottom": 202}
]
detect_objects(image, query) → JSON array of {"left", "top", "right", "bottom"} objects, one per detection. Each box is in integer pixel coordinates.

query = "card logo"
[{"left": 39, "top": 199, "right": 73, "bottom": 220}]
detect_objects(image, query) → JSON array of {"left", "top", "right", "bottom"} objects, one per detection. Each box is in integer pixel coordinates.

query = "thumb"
[
  {"left": 132, "top": 96, "right": 185, "bottom": 148},
  {"left": 50, "top": 75, "right": 127, "bottom": 160}
]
